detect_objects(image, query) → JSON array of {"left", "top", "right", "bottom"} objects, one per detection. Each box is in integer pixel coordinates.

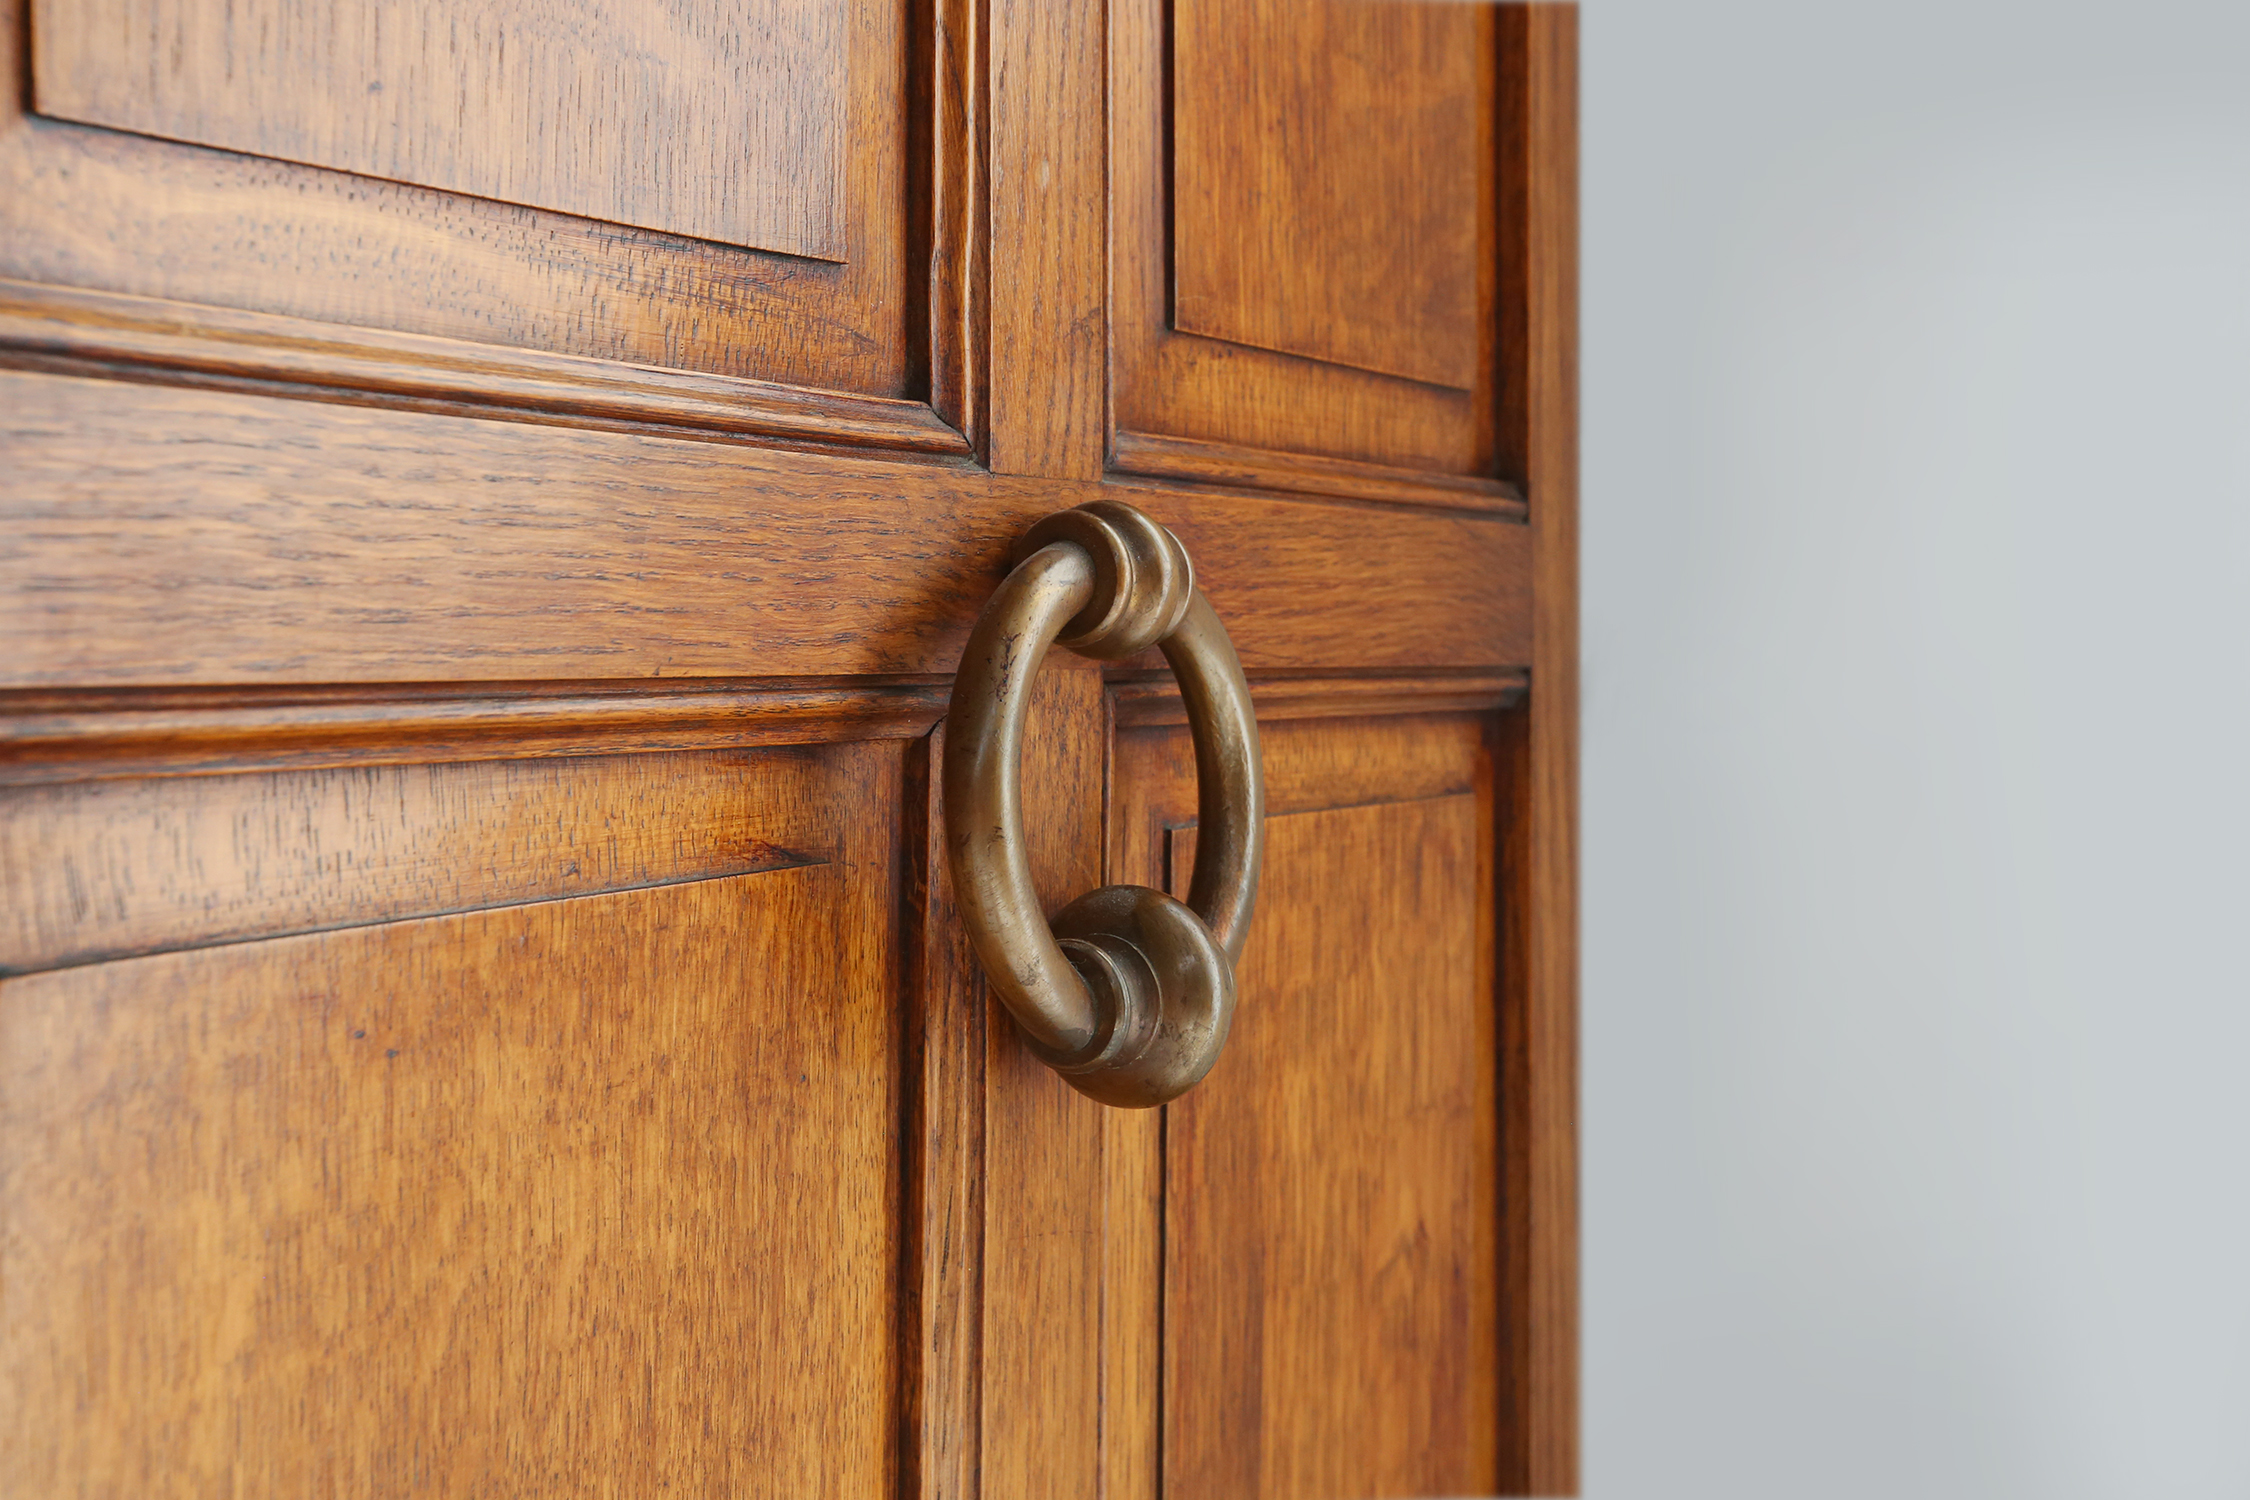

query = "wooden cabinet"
[{"left": 0, "top": 2, "right": 1578, "bottom": 1494}]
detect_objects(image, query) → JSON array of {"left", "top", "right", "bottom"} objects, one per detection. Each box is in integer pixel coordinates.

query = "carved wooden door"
[{"left": 1, "top": 1, "right": 1578, "bottom": 1495}]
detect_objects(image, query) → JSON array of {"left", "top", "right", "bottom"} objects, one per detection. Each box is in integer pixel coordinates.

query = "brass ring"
[{"left": 943, "top": 500, "right": 1264, "bottom": 1108}]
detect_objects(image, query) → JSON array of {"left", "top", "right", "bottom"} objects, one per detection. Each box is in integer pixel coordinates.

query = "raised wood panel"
[
  {"left": 0, "top": 370, "right": 1534, "bottom": 686},
  {"left": 0, "top": 0, "right": 916, "bottom": 396},
  {"left": 1109, "top": 0, "right": 1499, "bottom": 485},
  {"left": 1167, "top": 794, "right": 1499, "bottom": 1499},
  {"left": 1110, "top": 709, "right": 1523, "bottom": 1490},
  {"left": 0, "top": 743, "right": 879, "bottom": 975},
  {"left": 0, "top": 679, "right": 950, "bottom": 786},
  {"left": 0, "top": 859, "right": 903, "bottom": 1495},
  {"left": 33, "top": 0, "right": 845, "bottom": 259},
  {"left": 1173, "top": 0, "right": 1482, "bottom": 389},
  {"left": 1112, "top": 710, "right": 1486, "bottom": 831}
]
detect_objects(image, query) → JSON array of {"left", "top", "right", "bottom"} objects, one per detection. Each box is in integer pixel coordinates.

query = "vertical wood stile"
[
  {"left": 979, "top": 659, "right": 1110, "bottom": 1499},
  {"left": 987, "top": 0, "right": 1107, "bottom": 477},
  {"left": 905, "top": 725, "right": 987, "bottom": 1500},
  {"left": 1496, "top": 4, "right": 1581, "bottom": 1491}
]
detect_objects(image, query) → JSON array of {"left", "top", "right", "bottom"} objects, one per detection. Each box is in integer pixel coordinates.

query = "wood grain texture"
[
  {"left": 0, "top": 279, "right": 970, "bottom": 455},
  {"left": 986, "top": 0, "right": 1105, "bottom": 476},
  {"left": 0, "top": 859, "right": 904, "bottom": 1494},
  {"left": 34, "top": 0, "right": 846, "bottom": 258},
  {"left": 1109, "top": 669, "right": 1527, "bottom": 730},
  {"left": 1101, "top": 1099, "right": 1165, "bottom": 1500},
  {"left": 1114, "top": 713, "right": 1486, "bottom": 835},
  {"left": 0, "top": 679, "right": 949, "bottom": 785},
  {"left": 0, "top": 0, "right": 914, "bottom": 396},
  {"left": 0, "top": 371, "right": 1532, "bottom": 686},
  {"left": 1165, "top": 799, "right": 1499, "bottom": 1499},
  {"left": 0, "top": 742, "right": 873, "bottom": 975},
  {"left": 981, "top": 658, "right": 1109, "bottom": 1500},
  {"left": 1110, "top": 711, "right": 1514, "bottom": 1495},
  {"left": 1109, "top": 0, "right": 1498, "bottom": 477},
  {"left": 901, "top": 725, "right": 984, "bottom": 1500},
  {"left": 1111, "top": 429, "right": 1524, "bottom": 515},
  {"left": 1495, "top": 7, "right": 1582, "bottom": 1490},
  {"left": 0, "top": 4, "right": 1578, "bottom": 1487},
  {"left": 926, "top": 0, "right": 988, "bottom": 444},
  {"left": 1173, "top": 0, "right": 1483, "bottom": 388}
]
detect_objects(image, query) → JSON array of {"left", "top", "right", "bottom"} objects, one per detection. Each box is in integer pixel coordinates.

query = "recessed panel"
[
  {"left": 1172, "top": 0, "right": 1482, "bottom": 389},
  {"left": 1, "top": 867, "right": 900, "bottom": 1494},
  {"left": 1165, "top": 792, "right": 1500, "bottom": 1498},
  {"left": 31, "top": 0, "right": 846, "bottom": 258},
  {"left": 0, "top": 742, "right": 904, "bottom": 1493}
]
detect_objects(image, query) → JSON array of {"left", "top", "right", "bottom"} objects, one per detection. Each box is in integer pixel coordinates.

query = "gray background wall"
[{"left": 1583, "top": 1, "right": 2250, "bottom": 1493}]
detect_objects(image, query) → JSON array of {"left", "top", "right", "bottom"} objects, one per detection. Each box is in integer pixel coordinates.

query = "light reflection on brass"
[{"left": 943, "top": 500, "right": 1264, "bottom": 1108}]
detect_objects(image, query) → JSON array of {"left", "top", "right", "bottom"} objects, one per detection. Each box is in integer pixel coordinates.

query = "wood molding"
[
  {"left": 0, "top": 679, "right": 952, "bottom": 785},
  {"left": 1110, "top": 669, "right": 1528, "bottom": 728},
  {"left": 1112, "top": 430, "right": 1526, "bottom": 517},
  {"left": 1107, "top": 0, "right": 1499, "bottom": 477},
  {"left": 926, "top": 0, "right": 988, "bottom": 453},
  {"left": 1495, "top": 6, "right": 1581, "bottom": 1492},
  {"left": 901, "top": 724, "right": 986, "bottom": 1500},
  {"left": 0, "top": 279, "right": 973, "bottom": 457},
  {"left": 0, "top": 740, "right": 880, "bottom": 977}
]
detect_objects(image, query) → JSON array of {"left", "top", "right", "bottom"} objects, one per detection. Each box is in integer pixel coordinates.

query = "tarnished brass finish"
[{"left": 944, "top": 500, "right": 1264, "bottom": 1108}]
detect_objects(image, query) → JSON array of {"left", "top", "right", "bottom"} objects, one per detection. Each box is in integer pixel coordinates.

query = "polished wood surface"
[
  {"left": 1, "top": 0, "right": 917, "bottom": 394},
  {"left": 0, "top": 678, "right": 950, "bottom": 785},
  {"left": 1170, "top": 796, "right": 1499, "bottom": 1498},
  {"left": 1109, "top": 0, "right": 1497, "bottom": 480},
  {"left": 1496, "top": 10, "right": 1582, "bottom": 1489},
  {"left": 1110, "top": 712, "right": 1501, "bottom": 1496},
  {"left": 1174, "top": 0, "right": 1484, "bottom": 389},
  {"left": 986, "top": 0, "right": 1105, "bottom": 477},
  {"left": 0, "top": 370, "right": 1532, "bottom": 686},
  {"left": 1, "top": 799, "right": 904, "bottom": 1494},
  {"left": 981, "top": 660, "right": 1108, "bottom": 1500},
  {"left": 901, "top": 724, "right": 984, "bottom": 1500},
  {"left": 1, "top": 745, "right": 850, "bottom": 973},
  {"left": 1110, "top": 429, "right": 1523, "bottom": 516},
  {"left": 35, "top": 0, "right": 847, "bottom": 257},
  {"left": 0, "top": 3, "right": 1579, "bottom": 1491},
  {"left": 1110, "top": 667, "right": 1525, "bottom": 729},
  {"left": 0, "top": 279, "right": 971, "bottom": 456}
]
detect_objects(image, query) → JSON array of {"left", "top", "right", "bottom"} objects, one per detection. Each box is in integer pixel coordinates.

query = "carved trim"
[
  {"left": 926, "top": 0, "right": 989, "bottom": 454},
  {"left": 0, "top": 279, "right": 973, "bottom": 457},
  {"left": 0, "top": 678, "right": 952, "bottom": 785},
  {"left": 1111, "top": 431, "right": 1527, "bottom": 518},
  {"left": 1109, "top": 668, "right": 1528, "bottom": 728}
]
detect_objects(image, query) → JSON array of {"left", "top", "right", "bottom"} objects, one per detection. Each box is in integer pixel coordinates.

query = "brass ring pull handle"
[{"left": 944, "top": 501, "right": 1264, "bottom": 1108}]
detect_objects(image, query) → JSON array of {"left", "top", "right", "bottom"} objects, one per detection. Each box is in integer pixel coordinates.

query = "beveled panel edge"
[
  {"left": 1112, "top": 430, "right": 1527, "bottom": 518},
  {"left": 0, "top": 677, "right": 952, "bottom": 785},
  {"left": 30, "top": 1, "right": 851, "bottom": 262},
  {"left": 1108, "top": 668, "right": 1528, "bottom": 728},
  {"left": 0, "top": 278, "right": 974, "bottom": 457},
  {"left": 925, "top": 0, "right": 988, "bottom": 452}
]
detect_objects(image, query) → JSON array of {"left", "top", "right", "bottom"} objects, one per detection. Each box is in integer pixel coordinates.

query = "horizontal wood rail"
[
  {"left": 0, "top": 679, "right": 951, "bottom": 784},
  {"left": 0, "top": 279, "right": 973, "bottom": 457},
  {"left": 2, "top": 370, "right": 1533, "bottom": 687},
  {"left": 1112, "top": 430, "right": 1527, "bottom": 517},
  {"left": 1109, "top": 668, "right": 1528, "bottom": 727}
]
